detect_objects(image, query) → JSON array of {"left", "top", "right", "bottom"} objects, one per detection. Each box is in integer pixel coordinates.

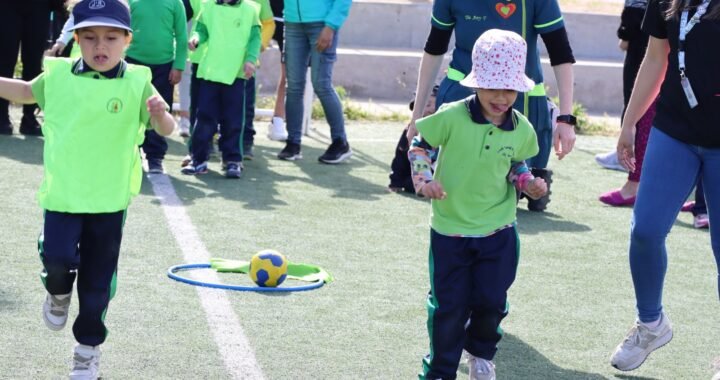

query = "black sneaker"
[
  {"left": 243, "top": 143, "right": 254, "bottom": 160},
  {"left": 318, "top": 139, "right": 352, "bottom": 164},
  {"left": 19, "top": 115, "right": 42, "bottom": 136},
  {"left": 278, "top": 142, "right": 302, "bottom": 161},
  {"left": 527, "top": 168, "right": 553, "bottom": 212},
  {"left": 147, "top": 158, "right": 165, "bottom": 174}
]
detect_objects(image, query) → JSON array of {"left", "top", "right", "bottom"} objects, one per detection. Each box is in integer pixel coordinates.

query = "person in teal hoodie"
[{"left": 277, "top": 0, "right": 353, "bottom": 164}]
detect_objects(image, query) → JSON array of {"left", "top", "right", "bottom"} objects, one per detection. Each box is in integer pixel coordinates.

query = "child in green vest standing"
[
  {"left": 182, "top": 0, "right": 261, "bottom": 178},
  {"left": 410, "top": 29, "right": 547, "bottom": 379},
  {"left": 0, "top": 1, "right": 174, "bottom": 378}
]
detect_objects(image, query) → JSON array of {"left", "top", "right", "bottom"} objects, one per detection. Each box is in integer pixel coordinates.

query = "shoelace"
[
  {"left": 72, "top": 354, "right": 95, "bottom": 371},
  {"left": 622, "top": 325, "right": 642, "bottom": 347},
  {"left": 49, "top": 296, "right": 69, "bottom": 315}
]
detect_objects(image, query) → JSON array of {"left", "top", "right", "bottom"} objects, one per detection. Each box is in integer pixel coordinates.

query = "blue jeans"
[
  {"left": 284, "top": 22, "right": 345, "bottom": 145},
  {"left": 630, "top": 128, "right": 720, "bottom": 322}
]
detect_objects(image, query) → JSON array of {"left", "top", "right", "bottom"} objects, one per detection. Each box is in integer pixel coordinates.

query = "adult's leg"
[
  {"left": 283, "top": 22, "right": 312, "bottom": 145},
  {"left": 307, "top": 23, "right": 345, "bottom": 142},
  {"left": 242, "top": 75, "right": 256, "bottom": 147},
  {"left": 0, "top": 2, "right": 22, "bottom": 127},
  {"left": 630, "top": 128, "right": 700, "bottom": 322},
  {"left": 19, "top": 1, "right": 50, "bottom": 120}
]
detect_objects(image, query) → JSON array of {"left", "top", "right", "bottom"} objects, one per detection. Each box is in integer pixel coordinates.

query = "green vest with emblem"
[
  {"left": 39, "top": 57, "right": 149, "bottom": 213},
  {"left": 197, "top": 1, "right": 259, "bottom": 85}
]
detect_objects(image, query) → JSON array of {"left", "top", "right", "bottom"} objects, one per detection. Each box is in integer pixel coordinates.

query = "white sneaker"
[
  {"left": 610, "top": 313, "right": 673, "bottom": 371},
  {"left": 267, "top": 116, "right": 288, "bottom": 141},
  {"left": 178, "top": 117, "right": 191, "bottom": 137},
  {"left": 43, "top": 292, "right": 71, "bottom": 331},
  {"left": 595, "top": 150, "right": 628, "bottom": 172},
  {"left": 69, "top": 344, "right": 100, "bottom": 380},
  {"left": 711, "top": 357, "right": 720, "bottom": 380},
  {"left": 468, "top": 355, "right": 496, "bottom": 380}
]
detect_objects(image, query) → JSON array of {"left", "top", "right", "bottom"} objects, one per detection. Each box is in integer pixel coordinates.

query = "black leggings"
[{"left": 0, "top": 1, "right": 50, "bottom": 121}]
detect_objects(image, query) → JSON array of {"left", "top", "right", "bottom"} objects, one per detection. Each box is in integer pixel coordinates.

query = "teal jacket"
[{"left": 283, "top": 0, "right": 351, "bottom": 31}]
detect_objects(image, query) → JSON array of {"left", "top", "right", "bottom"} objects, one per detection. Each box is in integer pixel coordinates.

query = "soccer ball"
[{"left": 249, "top": 250, "right": 288, "bottom": 287}]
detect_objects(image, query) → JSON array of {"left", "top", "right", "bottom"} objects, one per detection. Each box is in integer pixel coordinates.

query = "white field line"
[{"left": 148, "top": 173, "right": 265, "bottom": 380}]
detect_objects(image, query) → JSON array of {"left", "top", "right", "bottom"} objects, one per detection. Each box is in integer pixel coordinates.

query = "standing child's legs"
[
  {"left": 218, "top": 78, "right": 246, "bottom": 178},
  {"left": 422, "top": 228, "right": 518, "bottom": 378},
  {"left": 185, "top": 79, "right": 222, "bottom": 174},
  {"left": 242, "top": 75, "right": 256, "bottom": 159}
]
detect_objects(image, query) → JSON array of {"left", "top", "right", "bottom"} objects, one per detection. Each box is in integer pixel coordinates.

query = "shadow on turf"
[
  {"left": 516, "top": 208, "right": 592, "bottom": 235},
  {"left": 458, "top": 333, "right": 609, "bottom": 379},
  {"left": 0, "top": 134, "right": 43, "bottom": 166}
]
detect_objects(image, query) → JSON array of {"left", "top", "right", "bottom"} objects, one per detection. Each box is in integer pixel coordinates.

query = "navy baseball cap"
[{"left": 70, "top": 0, "right": 132, "bottom": 32}]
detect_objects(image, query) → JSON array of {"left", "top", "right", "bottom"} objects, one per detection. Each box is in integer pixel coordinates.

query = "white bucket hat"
[{"left": 459, "top": 29, "right": 535, "bottom": 92}]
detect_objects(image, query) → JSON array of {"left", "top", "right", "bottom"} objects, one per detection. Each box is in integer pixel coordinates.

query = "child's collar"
[
  {"left": 465, "top": 94, "right": 515, "bottom": 131},
  {"left": 71, "top": 58, "right": 127, "bottom": 79}
]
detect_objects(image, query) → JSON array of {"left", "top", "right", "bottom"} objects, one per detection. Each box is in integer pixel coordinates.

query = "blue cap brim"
[{"left": 70, "top": 17, "right": 133, "bottom": 32}]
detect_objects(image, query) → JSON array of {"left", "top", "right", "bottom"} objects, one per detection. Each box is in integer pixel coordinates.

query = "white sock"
[{"left": 640, "top": 317, "right": 661, "bottom": 329}]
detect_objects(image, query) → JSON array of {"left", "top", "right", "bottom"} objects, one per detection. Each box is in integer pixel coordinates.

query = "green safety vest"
[
  {"left": 196, "top": 1, "right": 259, "bottom": 84},
  {"left": 39, "top": 58, "right": 150, "bottom": 213}
]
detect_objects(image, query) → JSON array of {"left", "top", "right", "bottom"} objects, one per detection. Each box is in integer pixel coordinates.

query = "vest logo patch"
[
  {"left": 107, "top": 98, "right": 123, "bottom": 114},
  {"left": 497, "top": 146, "right": 515, "bottom": 159},
  {"left": 495, "top": 3, "right": 516, "bottom": 19},
  {"left": 89, "top": 0, "right": 106, "bottom": 10},
  {"left": 234, "top": 19, "right": 243, "bottom": 28}
]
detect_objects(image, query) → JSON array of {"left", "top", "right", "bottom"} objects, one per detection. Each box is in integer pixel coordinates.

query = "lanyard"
[{"left": 678, "top": 0, "right": 711, "bottom": 107}]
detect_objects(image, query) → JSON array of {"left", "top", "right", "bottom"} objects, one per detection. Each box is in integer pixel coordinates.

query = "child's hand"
[
  {"left": 188, "top": 38, "right": 199, "bottom": 51},
  {"left": 146, "top": 95, "right": 167, "bottom": 118},
  {"left": 524, "top": 177, "right": 547, "bottom": 200},
  {"left": 420, "top": 181, "right": 447, "bottom": 200},
  {"left": 243, "top": 62, "right": 256, "bottom": 80}
]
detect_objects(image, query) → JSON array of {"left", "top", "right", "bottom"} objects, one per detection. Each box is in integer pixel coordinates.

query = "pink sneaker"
[
  {"left": 681, "top": 201, "right": 695, "bottom": 212},
  {"left": 599, "top": 189, "right": 636, "bottom": 207},
  {"left": 694, "top": 213, "right": 709, "bottom": 229}
]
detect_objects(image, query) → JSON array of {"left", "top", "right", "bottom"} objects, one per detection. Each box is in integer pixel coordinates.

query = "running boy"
[
  {"left": 0, "top": 1, "right": 174, "bottom": 378},
  {"left": 182, "top": 0, "right": 262, "bottom": 178},
  {"left": 410, "top": 29, "right": 547, "bottom": 379}
]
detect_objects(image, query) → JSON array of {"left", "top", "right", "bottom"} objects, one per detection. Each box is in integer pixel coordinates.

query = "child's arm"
[
  {"left": 408, "top": 136, "right": 446, "bottom": 199},
  {"left": 147, "top": 96, "right": 175, "bottom": 137},
  {"left": 189, "top": 20, "right": 208, "bottom": 50},
  {"left": 243, "top": 25, "right": 262, "bottom": 79},
  {"left": 507, "top": 161, "right": 547, "bottom": 200},
  {"left": 0, "top": 78, "right": 36, "bottom": 105}
]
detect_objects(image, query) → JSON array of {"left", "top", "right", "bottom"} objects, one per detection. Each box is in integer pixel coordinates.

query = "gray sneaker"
[
  {"left": 43, "top": 292, "right": 71, "bottom": 331},
  {"left": 69, "top": 344, "right": 100, "bottom": 380},
  {"left": 610, "top": 313, "right": 673, "bottom": 371},
  {"left": 468, "top": 355, "right": 496, "bottom": 380}
]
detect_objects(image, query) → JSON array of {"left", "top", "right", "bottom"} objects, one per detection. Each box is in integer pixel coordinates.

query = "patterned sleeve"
[
  {"left": 507, "top": 161, "right": 534, "bottom": 192},
  {"left": 408, "top": 137, "right": 436, "bottom": 195}
]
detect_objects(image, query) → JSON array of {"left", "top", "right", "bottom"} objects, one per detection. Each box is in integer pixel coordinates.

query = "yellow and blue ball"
[{"left": 249, "top": 250, "right": 288, "bottom": 287}]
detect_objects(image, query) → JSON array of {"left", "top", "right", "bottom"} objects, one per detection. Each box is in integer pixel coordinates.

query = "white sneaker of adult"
[
  {"left": 595, "top": 150, "right": 628, "bottom": 172},
  {"left": 69, "top": 344, "right": 100, "bottom": 380},
  {"left": 267, "top": 116, "right": 288, "bottom": 141},
  {"left": 467, "top": 354, "right": 496, "bottom": 380},
  {"left": 610, "top": 313, "right": 673, "bottom": 371}
]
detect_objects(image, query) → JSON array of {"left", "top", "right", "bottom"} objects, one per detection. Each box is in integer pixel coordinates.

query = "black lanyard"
[{"left": 678, "top": 0, "right": 711, "bottom": 108}]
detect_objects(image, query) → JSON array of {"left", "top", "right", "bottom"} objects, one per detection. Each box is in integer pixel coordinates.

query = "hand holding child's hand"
[
  {"left": 420, "top": 181, "right": 447, "bottom": 200},
  {"left": 524, "top": 177, "right": 547, "bottom": 200},
  {"left": 45, "top": 42, "right": 66, "bottom": 57},
  {"left": 243, "top": 62, "right": 256, "bottom": 80},
  {"left": 146, "top": 95, "right": 167, "bottom": 118},
  {"left": 188, "top": 38, "right": 199, "bottom": 51}
]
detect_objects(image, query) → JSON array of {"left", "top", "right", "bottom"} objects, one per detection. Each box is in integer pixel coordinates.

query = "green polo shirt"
[
  {"left": 416, "top": 96, "right": 539, "bottom": 236},
  {"left": 126, "top": 0, "right": 189, "bottom": 70}
]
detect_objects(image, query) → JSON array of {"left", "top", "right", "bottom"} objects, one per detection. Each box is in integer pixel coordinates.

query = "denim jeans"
[
  {"left": 630, "top": 128, "right": 720, "bottom": 322},
  {"left": 284, "top": 22, "right": 345, "bottom": 145}
]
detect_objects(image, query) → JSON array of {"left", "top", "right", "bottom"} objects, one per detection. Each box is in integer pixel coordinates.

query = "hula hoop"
[{"left": 167, "top": 263, "right": 325, "bottom": 292}]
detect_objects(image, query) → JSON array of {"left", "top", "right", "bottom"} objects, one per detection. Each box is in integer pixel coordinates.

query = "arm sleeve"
[
  {"left": 540, "top": 27, "right": 576, "bottom": 66},
  {"left": 533, "top": 0, "right": 565, "bottom": 34},
  {"left": 324, "top": 0, "right": 352, "bottom": 30},
  {"left": 514, "top": 120, "right": 540, "bottom": 161},
  {"left": 195, "top": 18, "right": 208, "bottom": 44},
  {"left": 617, "top": 6, "right": 647, "bottom": 40},
  {"left": 641, "top": 0, "right": 667, "bottom": 39},
  {"left": 57, "top": 14, "right": 75, "bottom": 45},
  {"left": 507, "top": 161, "right": 534, "bottom": 192},
  {"left": 408, "top": 137, "right": 436, "bottom": 194},
  {"left": 245, "top": 25, "right": 262, "bottom": 64},
  {"left": 430, "top": 0, "right": 455, "bottom": 30},
  {"left": 173, "top": 0, "right": 189, "bottom": 70},
  {"left": 29, "top": 74, "right": 46, "bottom": 110},
  {"left": 259, "top": 0, "right": 276, "bottom": 49},
  {"left": 416, "top": 105, "right": 450, "bottom": 148},
  {"left": 424, "top": 25, "right": 453, "bottom": 55}
]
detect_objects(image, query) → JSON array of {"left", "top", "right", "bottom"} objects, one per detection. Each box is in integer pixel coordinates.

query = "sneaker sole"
[
  {"left": 278, "top": 154, "right": 303, "bottom": 161},
  {"left": 267, "top": 133, "right": 288, "bottom": 141},
  {"left": 611, "top": 329, "right": 673, "bottom": 371},
  {"left": 319, "top": 150, "right": 353, "bottom": 164}
]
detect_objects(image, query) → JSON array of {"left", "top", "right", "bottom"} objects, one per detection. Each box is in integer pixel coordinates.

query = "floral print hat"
[{"left": 459, "top": 29, "right": 535, "bottom": 92}]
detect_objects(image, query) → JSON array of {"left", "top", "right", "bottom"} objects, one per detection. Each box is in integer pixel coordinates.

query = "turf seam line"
[{"left": 147, "top": 173, "right": 265, "bottom": 380}]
